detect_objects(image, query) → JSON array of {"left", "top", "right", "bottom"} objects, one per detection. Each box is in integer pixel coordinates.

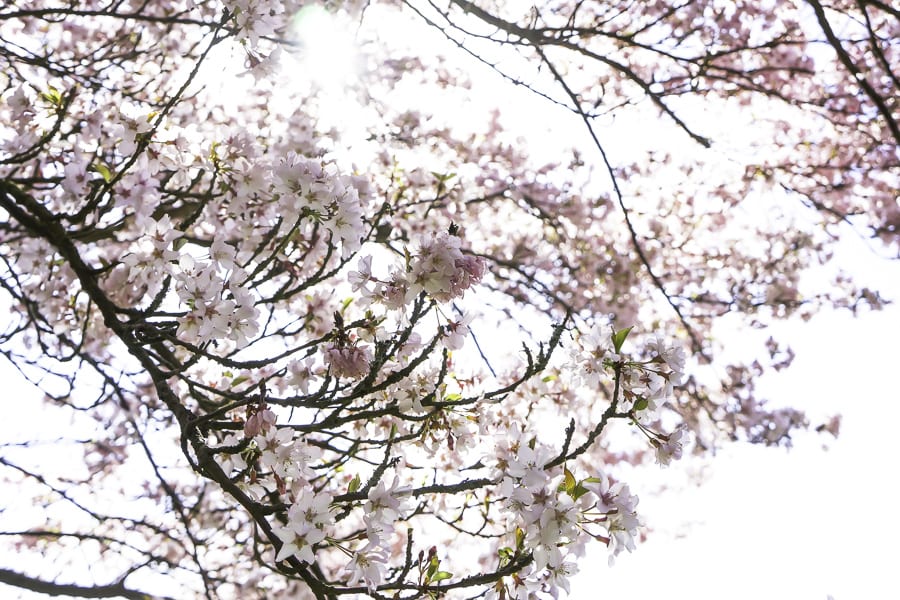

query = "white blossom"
[
  {"left": 273, "top": 491, "right": 332, "bottom": 563},
  {"left": 653, "top": 424, "right": 688, "bottom": 466},
  {"left": 343, "top": 543, "right": 389, "bottom": 592}
]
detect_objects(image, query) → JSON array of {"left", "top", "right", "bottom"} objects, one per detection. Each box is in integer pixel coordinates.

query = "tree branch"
[{"left": 0, "top": 567, "right": 167, "bottom": 600}]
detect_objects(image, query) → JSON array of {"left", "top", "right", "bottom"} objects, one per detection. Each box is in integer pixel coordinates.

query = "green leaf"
[
  {"left": 431, "top": 571, "right": 453, "bottom": 583},
  {"left": 229, "top": 375, "right": 249, "bottom": 388},
  {"left": 426, "top": 555, "right": 439, "bottom": 579},
  {"left": 91, "top": 162, "right": 113, "bottom": 183},
  {"left": 40, "top": 85, "right": 62, "bottom": 107},
  {"left": 515, "top": 526, "right": 525, "bottom": 549},
  {"left": 634, "top": 397, "right": 649, "bottom": 412},
  {"left": 571, "top": 483, "right": 590, "bottom": 501},
  {"left": 611, "top": 326, "right": 633, "bottom": 353},
  {"left": 348, "top": 473, "right": 361, "bottom": 494},
  {"left": 562, "top": 467, "right": 576, "bottom": 494},
  {"left": 431, "top": 171, "right": 456, "bottom": 183}
]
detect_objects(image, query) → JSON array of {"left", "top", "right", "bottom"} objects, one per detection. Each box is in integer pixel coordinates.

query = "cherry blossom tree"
[{"left": 0, "top": 0, "right": 895, "bottom": 598}]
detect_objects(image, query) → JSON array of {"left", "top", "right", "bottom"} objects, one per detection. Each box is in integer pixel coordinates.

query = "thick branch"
[
  {"left": 0, "top": 567, "right": 164, "bottom": 600},
  {"left": 806, "top": 0, "right": 900, "bottom": 145}
]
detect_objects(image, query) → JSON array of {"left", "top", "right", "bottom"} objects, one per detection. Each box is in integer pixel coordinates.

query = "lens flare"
[{"left": 287, "top": 5, "right": 362, "bottom": 93}]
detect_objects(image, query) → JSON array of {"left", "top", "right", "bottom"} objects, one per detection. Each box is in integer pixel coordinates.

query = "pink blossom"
[{"left": 323, "top": 342, "right": 372, "bottom": 379}]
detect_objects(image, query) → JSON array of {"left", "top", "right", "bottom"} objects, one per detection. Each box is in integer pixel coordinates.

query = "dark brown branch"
[
  {"left": 0, "top": 567, "right": 168, "bottom": 600},
  {"left": 806, "top": 0, "right": 900, "bottom": 145}
]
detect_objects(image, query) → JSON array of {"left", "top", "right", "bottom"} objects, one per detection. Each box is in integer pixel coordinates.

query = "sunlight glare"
[{"left": 286, "top": 5, "right": 362, "bottom": 93}]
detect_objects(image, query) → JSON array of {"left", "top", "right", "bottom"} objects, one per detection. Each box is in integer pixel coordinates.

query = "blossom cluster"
[
  {"left": 175, "top": 265, "right": 260, "bottom": 348},
  {"left": 349, "top": 230, "right": 486, "bottom": 310},
  {"left": 566, "top": 325, "right": 689, "bottom": 463},
  {"left": 236, "top": 324, "right": 684, "bottom": 596},
  {"left": 274, "top": 492, "right": 333, "bottom": 564},
  {"left": 105, "top": 140, "right": 372, "bottom": 348},
  {"left": 568, "top": 327, "right": 686, "bottom": 399},
  {"left": 408, "top": 230, "right": 486, "bottom": 302},
  {"left": 486, "top": 427, "right": 642, "bottom": 598},
  {"left": 214, "top": 406, "right": 412, "bottom": 593},
  {"left": 215, "top": 417, "right": 334, "bottom": 566},
  {"left": 273, "top": 151, "right": 367, "bottom": 257},
  {"left": 323, "top": 341, "right": 373, "bottom": 379},
  {"left": 269, "top": 469, "right": 411, "bottom": 593}
]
